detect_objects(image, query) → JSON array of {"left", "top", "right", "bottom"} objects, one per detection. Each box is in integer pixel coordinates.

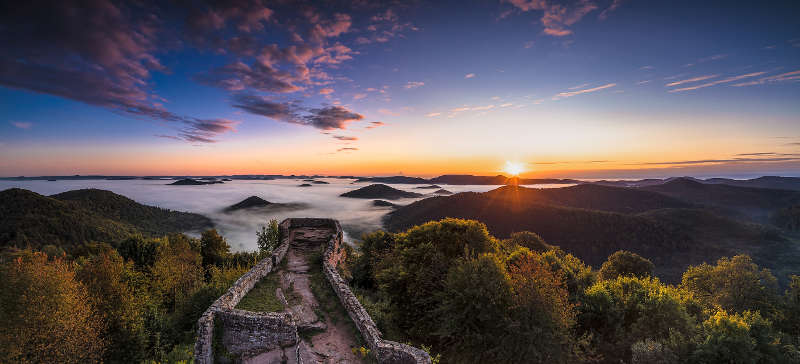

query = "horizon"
[{"left": 1, "top": 1, "right": 799, "bottom": 177}]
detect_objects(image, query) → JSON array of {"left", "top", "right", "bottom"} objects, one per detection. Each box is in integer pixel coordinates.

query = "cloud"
[
  {"left": 668, "top": 72, "right": 765, "bottom": 92},
  {"left": 333, "top": 135, "right": 358, "bottom": 141},
  {"left": 523, "top": 40, "right": 535, "bottom": 48},
  {"left": 426, "top": 112, "right": 442, "bottom": 117},
  {"left": 504, "top": 0, "right": 599, "bottom": 36},
  {"left": 665, "top": 74, "right": 718, "bottom": 87},
  {"left": 365, "top": 121, "right": 385, "bottom": 129},
  {"left": 465, "top": 73, "right": 476, "bottom": 79},
  {"left": 568, "top": 83, "right": 590, "bottom": 90},
  {"left": 638, "top": 156, "right": 800, "bottom": 166},
  {"left": 232, "top": 94, "right": 363, "bottom": 130},
  {"left": 639, "top": 65, "right": 655, "bottom": 70},
  {"left": 500, "top": 103, "right": 514, "bottom": 107},
  {"left": 637, "top": 80, "right": 652, "bottom": 85},
  {"left": 337, "top": 147, "right": 358, "bottom": 152},
  {"left": 553, "top": 83, "right": 616, "bottom": 99},
  {"left": 404, "top": 81, "right": 425, "bottom": 89},
  {"left": 353, "top": 93, "right": 367, "bottom": 100},
  {"left": 356, "top": 9, "right": 417, "bottom": 45},
  {"left": 598, "top": 0, "right": 627, "bottom": 20},
  {"left": 10, "top": 121, "right": 32, "bottom": 129},
  {"left": 319, "top": 88, "right": 334, "bottom": 95},
  {"left": 730, "top": 70, "right": 800, "bottom": 87}
]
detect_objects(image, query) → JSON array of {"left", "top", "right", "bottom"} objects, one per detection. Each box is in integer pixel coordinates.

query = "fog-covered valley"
[{"left": 0, "top": 178, "right": 571, "bottom": 251}]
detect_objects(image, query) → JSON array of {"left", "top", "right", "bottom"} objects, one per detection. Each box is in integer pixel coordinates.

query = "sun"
[{"left": 503, "top": 161, "right": 526, "bottom": 176}]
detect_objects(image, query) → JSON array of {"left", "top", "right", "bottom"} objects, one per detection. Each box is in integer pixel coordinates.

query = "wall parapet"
[
  {"left": 193, "top": 223, "right": 294, "bottom": 364},
  {"left": 194, "top": 217, "right": 431, "bottom": 364},
  {"left": 318, "top": 218, "right": 432, "bottom": 364}
]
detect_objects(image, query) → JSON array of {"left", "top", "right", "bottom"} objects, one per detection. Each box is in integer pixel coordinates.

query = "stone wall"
[
  {"left": 318, "top": 219, "right": 432, "bottom": 364},
  {"left": 194, "top": 218, "right": 431, "bottom": 364},
  {"left": 193, "top": 223, "right": 294, "bottom": 364},
  {"left": 217, "top": 309, "right": 296, "bottom": 357}
]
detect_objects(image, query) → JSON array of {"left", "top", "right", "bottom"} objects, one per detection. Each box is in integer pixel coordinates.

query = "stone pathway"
[{"left": 243, "top": 227, "right": 364, "bottom": 364}]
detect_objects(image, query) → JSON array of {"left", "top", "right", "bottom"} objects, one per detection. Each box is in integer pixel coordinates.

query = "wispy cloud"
[
  {"left": 638, "top": 156, "right": 800, "bottom": 166},
  {"left": 637, "top": 80, "right": 652, "bottom": 85},
  {"left": 337, "top": 147, "right": 358, "bottom": 152},
  {"left": 731, "top": 69, "right": 800, "bottom": 87},
  {"left": 568, "top": 83, "right": 589, "bottom": 90},
  {"left": 333, "top": 135, "right": 357, "bottom": 141},
  {"left": 426, "top": 112, "right": 442, "bottom": 117},
  {"left": 319, "top": 88, "right": 334, "bottom": 95},
  {"left": 10, "top": 121, "right": 32, "bottom": 129},
  {"left": 553, "top": 83, "right": 616, "bottom": 99},
  {"left": 665, "top": 74, "right": 718, "bottom": 87},
  {"left": 464, "top": 73, "right": 476, "bottom": 79},
  {"left": 598, "top": 0, "right": 627, "bottom": 20},
  {"left": 365, "top": 121, "right": 385, "bottom": 129},
  {"left": 685, "top": 53, "right": 729, "bottom": 67},
  {"left": 404, "top": 81, "right": 424, "bottom": 89},
  {"left": 668, "top": 72, "right": 765, "bottom": 92},
  {"left": 639, "top": 65, "right": 655, "bottom": 71}
]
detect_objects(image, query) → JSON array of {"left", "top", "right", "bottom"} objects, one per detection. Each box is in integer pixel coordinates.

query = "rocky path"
[{"left": 244, "top": 227, "right": 364, "bottom": 364}]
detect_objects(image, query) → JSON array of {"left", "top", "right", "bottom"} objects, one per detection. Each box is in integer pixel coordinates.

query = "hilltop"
[
  {"left": 340, "top": 184, "right": 423, "bottom": 200},
  {"left": 1, "top": 188, "right": 212, "bottom": 250},
  {"left": 385, "top": 185, "right": 798, "bottom": 282},
  {"left": 641, "top": 178, "right": 800, "bottom": 221}
]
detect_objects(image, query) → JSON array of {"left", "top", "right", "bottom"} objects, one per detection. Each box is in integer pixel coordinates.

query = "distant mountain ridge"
[
  {"left": 0, "top": 188, "right": 212, "bottom": 249},
  {"left": 385, "top": 184, "right": 798, "bottom": 282},
  {"left": 340, "top": 184, "right": 423, "bottom": 199}
]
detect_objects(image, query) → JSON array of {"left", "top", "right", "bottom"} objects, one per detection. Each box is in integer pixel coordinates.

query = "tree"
[
  {"left": 505, "top": 248, "right": 577, "bottom": 363},
  {"left": 77, "top": 250, "right": 149, "bottom": 363},
  {"left": 580, "top": 276, "right": 698, "bottom": 363},
  {"left": 256, "top": 219, "right": 281, "bottom": 254},
  {"left": 681, "top": 255, "right": 779, "bottom": 318},
  {"left": 598, "top": 250, "right": 654, "bottom": 280},
  {"left": 374, "top": 218, "right": 500, "bottom": 343},
  {"left": 504, "top": 231, "right": 552, "bottom": 252},
  {"left": 783, "top": 275, "right": 800, "bottom": 337},
  {"left": 437, "top": 254, "right": 512, "bottom": 362},
  {"left": 537, "top": 247, "right": 596, "bottom": 302},
  {"left": 0, "top": 252, "right": 105, "bottom": 363},
  {"left": 199, "top": 229, "right": 230, "bottom": 267},
  {"left": 691, "top": 310, "right": 789, "bottom": 364}
]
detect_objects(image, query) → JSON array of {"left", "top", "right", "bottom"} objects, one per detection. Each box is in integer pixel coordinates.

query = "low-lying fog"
[{"left": 0, "top": 178, "right": 573, "bottom": 251}]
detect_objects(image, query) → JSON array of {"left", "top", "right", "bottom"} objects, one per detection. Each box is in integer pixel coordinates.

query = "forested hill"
[
  {"left": 641, "top": 178, "right": 800, "bottom": 221},
  {"left": 0, "top": 188, "right": 212, "bottom": 250},
  {"left": 385, "top": 185, "right": 798, "bottom": 282},
  {"left": 52, "top": 189, "right": 212, "bottom": 235},
  {"left": 483, "top": 183, "right": 691, "bottom": 213}
]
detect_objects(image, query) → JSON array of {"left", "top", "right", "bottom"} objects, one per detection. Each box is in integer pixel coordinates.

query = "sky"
[{"left": 1, "top": 0, "right": 799, "bottom": 179}]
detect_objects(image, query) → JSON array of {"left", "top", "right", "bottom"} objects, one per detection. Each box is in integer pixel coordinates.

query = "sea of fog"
[{"left": 0, "top": 178, "right": 573, "bottom": 251}]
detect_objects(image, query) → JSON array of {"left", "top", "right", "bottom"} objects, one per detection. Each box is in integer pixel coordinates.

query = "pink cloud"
[
  {"left": 553, "top": 83, "right": 616, "bottom": 99},
  {"left": 665, "top": 75, "right": 718, "bottom": 87},
  {"left": 669, "top": 72, "right": 766, "bottom": 92},
  {"left": 11, "top": 121, "right": 33, "bottom": 129}
]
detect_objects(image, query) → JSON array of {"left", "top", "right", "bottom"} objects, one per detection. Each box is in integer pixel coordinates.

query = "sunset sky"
[{"left": 1, "top": 0, "right": 799, "bottom": 178}]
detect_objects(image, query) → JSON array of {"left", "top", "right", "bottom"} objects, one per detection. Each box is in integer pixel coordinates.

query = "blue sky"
[{"left": 0, "top": 0, "right": 798, "bottom": 177}]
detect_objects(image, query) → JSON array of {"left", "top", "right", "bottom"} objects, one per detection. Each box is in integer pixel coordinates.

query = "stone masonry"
[{"left": 194, "top": 218, "right": 431, "bottom": 364}]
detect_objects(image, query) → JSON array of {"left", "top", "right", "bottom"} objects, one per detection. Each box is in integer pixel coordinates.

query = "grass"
[
  {"left": 235, "top": 273, "right": 284, "bottom": 312},
  {"left": 306, "top": 246, "right": 368, "bottom": 350}
]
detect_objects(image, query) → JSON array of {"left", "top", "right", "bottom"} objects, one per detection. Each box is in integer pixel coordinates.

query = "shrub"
[{"left": 598, "top": 250, "right": 655, "bottom": 280}]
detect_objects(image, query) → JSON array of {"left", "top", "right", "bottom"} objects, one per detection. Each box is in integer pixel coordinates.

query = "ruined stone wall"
[
  {"left": 194, "top": 218, "right": 431, "bottom": 364},
  {"left": 319, "top": 219, "right": 432, "bottom": 364},
  {"left": 217, "top": 309, "right": 295, "bottom": 357},
  {"left": 193, "top": 223, "right": 295, "bottom": 364}
]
